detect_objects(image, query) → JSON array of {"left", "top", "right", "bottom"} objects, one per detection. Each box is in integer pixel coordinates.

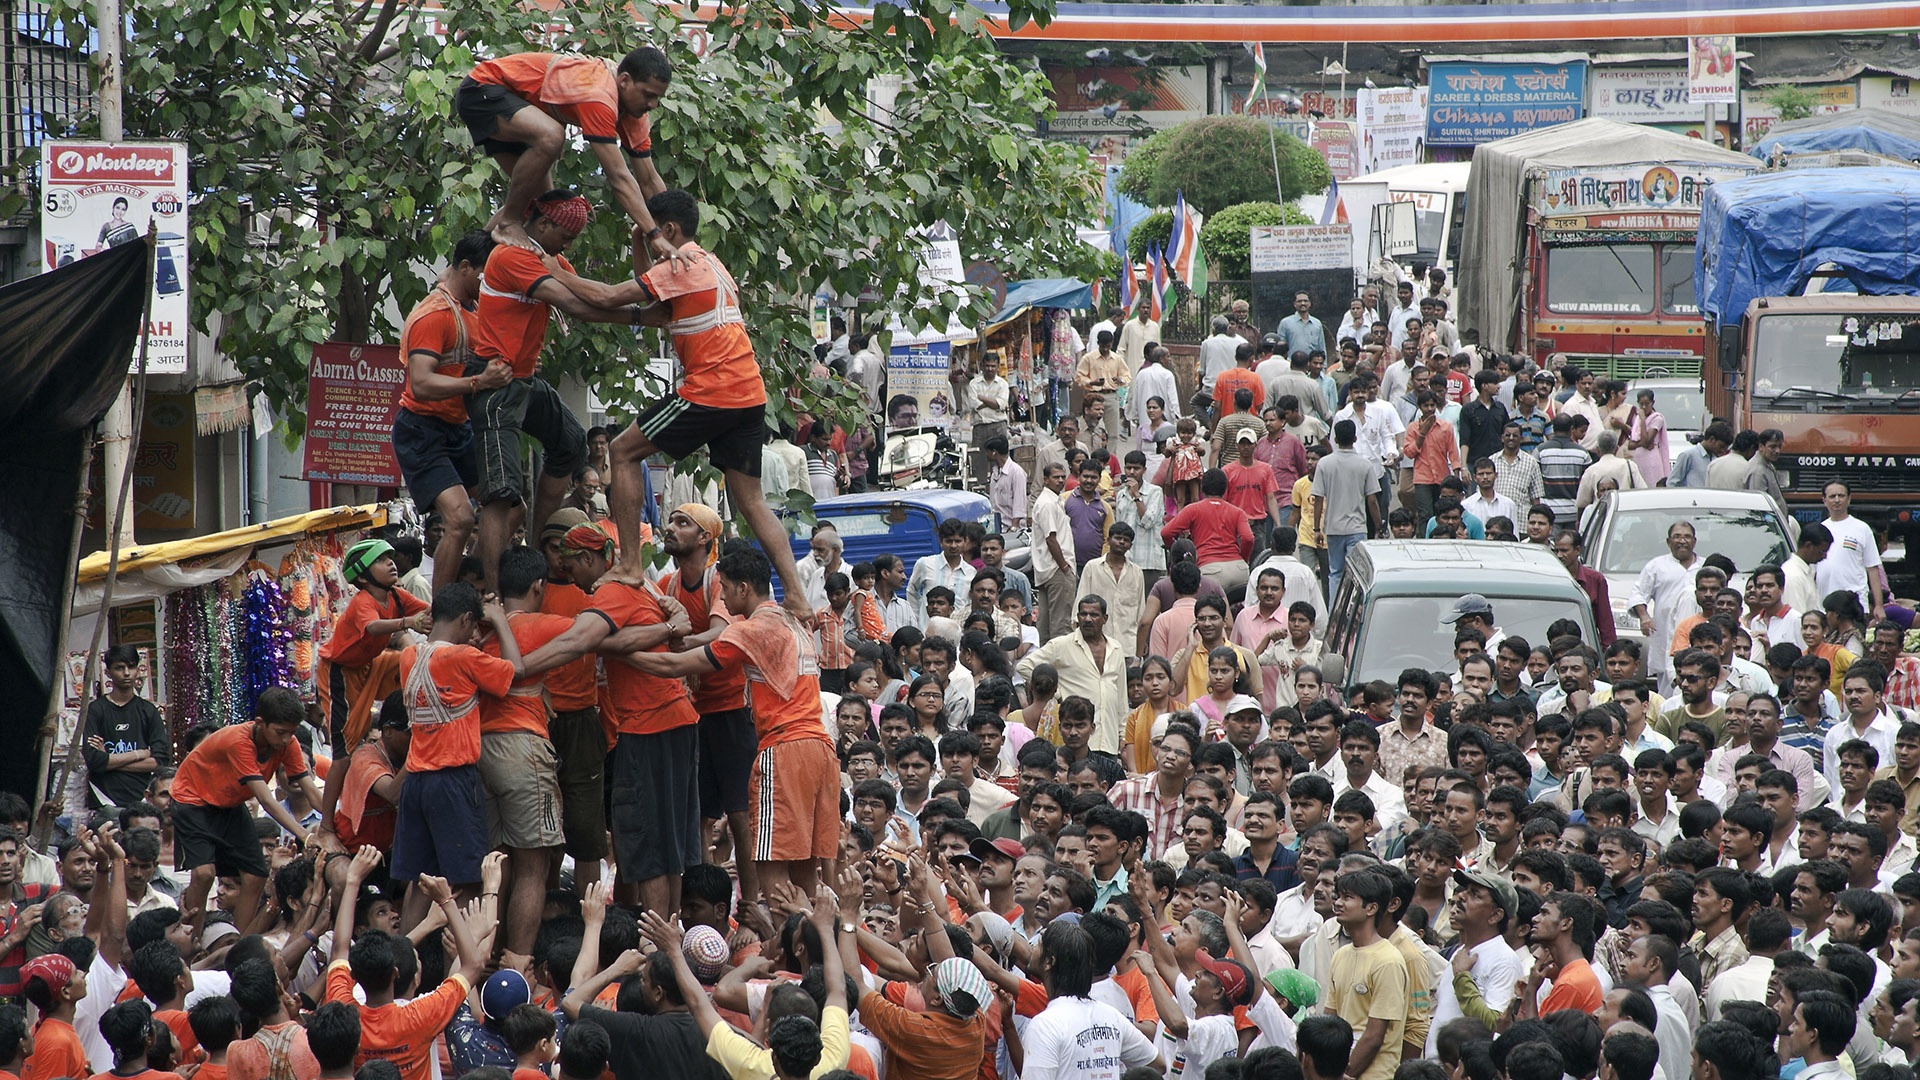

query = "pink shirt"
[
  {"left": 1401, "top": 416, "right": 1461, "bottom": 485},
  {"left": 1150, "top": 597, "right": 1198, "bottom": 662},
  {"left": 1233, "top": 603, "right": 1289, "bottom": 709}
]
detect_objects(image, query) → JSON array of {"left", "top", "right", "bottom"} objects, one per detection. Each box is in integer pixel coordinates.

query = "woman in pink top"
[{"left": 1628, "top": 388, "right": 1671, "bottom": 486}]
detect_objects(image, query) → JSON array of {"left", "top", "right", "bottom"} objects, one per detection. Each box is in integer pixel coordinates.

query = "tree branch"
[{"left": 353, "top": 0, "right": 402, "bottom": 61}]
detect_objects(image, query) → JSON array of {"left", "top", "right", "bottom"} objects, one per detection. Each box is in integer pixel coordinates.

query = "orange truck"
[
  {"left": 1697, "top": 166, "right": 1920, "bottom": 536},
  {"left": 1461, "top": 118, "right": 1759, "bottom": 381}
]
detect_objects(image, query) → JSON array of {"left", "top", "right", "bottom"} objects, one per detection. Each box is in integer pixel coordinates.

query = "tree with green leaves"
[
  {"left": 37, "top": 0, "right": 1102, "bottom": 438},
  {"left": 1119, "top": 115, "right": 1327, "bottom": 217}
]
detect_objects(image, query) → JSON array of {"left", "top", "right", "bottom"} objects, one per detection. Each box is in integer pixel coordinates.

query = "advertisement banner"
[
  {"left": 885, "top": 339, "right": 954, "bottom": 429},
  {"left": 1426, "top": 62, "right": 1586, "bottom": 145},
  {"left": 1590, "top": 68, "right": 1694, "bottom": 124},
  {"left": 1687, "top": 35, "right": 1739, "bottom": 104},
  {"left": 1529, "top": 163, "right": 1755, "bottom": 219},
  {"left": 1355, "top": 87, "right": 1428, "bottom": 173},
  {"left": 40, "top": 140, "right": 190, "bottom": 375},
  {"left": 303, "top": 342, "right": 405, "bottom": 485},
  {"left": 88, "top": 394, "right": 197, "bottom": 531},
  {"left": 1044, "top": 65, "right": 1208, "bottom": 134},
  {"left": 1739, "top": 84, "right": 1856, "bottom": 144},
  {"left": 1249, "top": 224, "right": 1353, "bottom": 274},
  {"left": 1310, "top": 121, "right": 1360, "bottom": 180}
]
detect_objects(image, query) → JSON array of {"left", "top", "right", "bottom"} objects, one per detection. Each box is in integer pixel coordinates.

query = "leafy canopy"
[{"left": 41, "top": 0, "right": 1103, "bottom": 434}]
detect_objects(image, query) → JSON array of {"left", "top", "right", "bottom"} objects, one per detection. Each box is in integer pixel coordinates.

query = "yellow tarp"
[{"left": 76, "top": 504, "right": 386, "bottom": 585}]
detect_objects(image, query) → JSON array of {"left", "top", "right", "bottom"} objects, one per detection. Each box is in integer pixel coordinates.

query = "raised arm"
[
  {"left": 561, "top": 946, "right": 643, "bottom": 1020},
  {"left": 640, "top": 910, "right": 723, "bottom": 1036},
  {"left": 331, "top": 846, "right": 381, "bottom": 964},
  {"left": 420, "top": 873, "right": 484, "bottom": 984}
]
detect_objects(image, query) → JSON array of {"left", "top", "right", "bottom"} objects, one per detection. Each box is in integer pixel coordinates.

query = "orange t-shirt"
[
  {"left": 172, "top": 724, "right": 311, "bottom": 810},
  {"left": 511, "top": 1069, "right": 547, "bottom": 1080},
  {"left": 1214, "top": 368, "right": 1265, "bottom": 414},
  {"left": 324, "top": 961, "right": 471, "bottom": 1080},
  {"left": 320, "top": 588, "right": 429, "bottom": 669},
  {"left": 1541, "top": 958, "right": 1606, "bottom": 1015},
  {"left": 538, "top": 583, "right": 599, "bottom": 712},
  {"left": 26, "top": 1020, "right": 86, "bottom": 1080},
  {"left": 192, "top": 1066, "right": 227, "bottom": 1080},
  {"left": 1110, "top": 967, "right": 1162, "bottom": 1024},
  {"left": 479, "top": 611, "right": 573, "bottom": 737},
  {"left": 708, "top": 630, "right": 825, "bottom": 749},
  {"left": 586, "top": 583, "right": 698, "bottom": 736},
  {"left": 396, "top": 642, "right": 516, "bottom": 771},
  {"left": 397, "top": 290, "right": 479, "bottom": 425},
  {"left": 473, "top": 245, "right": 574, "bottom": 379},
  {"left": 468, "top": 54, "right": 652, "bottom": 155},
  {"left": 226, "top": 1020, "right": 320, "bottom": 1080},
  {"left": 638, "top": 244, "right": 765, "bottom": 409},
  {"left": 655, "top": 565, "right": 745, "bottom": 714}
]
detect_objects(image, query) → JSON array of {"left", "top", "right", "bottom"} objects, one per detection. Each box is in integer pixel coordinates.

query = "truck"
[
  {"left": 1460, "top": 118, "right": 1759, "bottom": 380},
  {"left": 1338, "top": 162, "right": 1471, "bottom": 283},
  {"left": 1696, "top": 165, "right": 1920, "bottom": 542}
]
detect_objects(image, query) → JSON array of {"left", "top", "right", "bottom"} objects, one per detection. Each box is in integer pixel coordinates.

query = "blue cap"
[{"left": 481, "top": 968, "right": 531, "bottom": 1021}]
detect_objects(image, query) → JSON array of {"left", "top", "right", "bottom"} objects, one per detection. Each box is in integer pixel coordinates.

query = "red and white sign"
[
  {"left": 40, "top": 140, "right": 190, "bottom": 375},
  {"left": 303, "top": 342, "right": 405, "bottom": 486}
]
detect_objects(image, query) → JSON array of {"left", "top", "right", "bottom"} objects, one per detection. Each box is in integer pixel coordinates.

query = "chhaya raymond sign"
[
  {"left": 39, "top": 140, "right": 191, "bottom": 375},
  {"left": 304, "top": 343, "right": 405, "bottom": 485}
]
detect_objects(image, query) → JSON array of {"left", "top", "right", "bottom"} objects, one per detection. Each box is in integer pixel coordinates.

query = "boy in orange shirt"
[
  {"left": 536, "top": 189, "right": 811, "bottom": 622},
  {"left": 535, "top": 509, "right": 608, "bottom": 890},
  {"left": 0, "top": 1004, "right": 29, "bottom": 1080},
  {"left": 184, "top": 996, "right": 241, "bottom": 1080},
  {"left": 391, "top": 583, "right": 522, "bottom": 926},
  {"left": 170, "top": 688, "right": 323, "bottom": 932},
  {"left": 318, "top": 538, "right": 430, "bottom": 755},
  {"left": 325, "top": 848, "right": 481, "bottom": 1080},
  {"left": 481, "top": 547, "right": 574, "bottom": 959},
  {"left": 20, "top": 955, "right": 85, "bottom": 1080}
]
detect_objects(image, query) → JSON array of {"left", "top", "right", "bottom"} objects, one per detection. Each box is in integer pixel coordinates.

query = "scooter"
[{"left": 876, "top": 425, "right": 967, "bottom": 491}]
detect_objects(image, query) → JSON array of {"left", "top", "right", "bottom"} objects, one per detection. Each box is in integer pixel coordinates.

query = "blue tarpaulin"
[
  {"left": 1748, "top": 108, "right": 1920, "bottom": 163},
  {"left": 984, "top": 278, "right": 1093, "bottom": 333},
  {"left": 1697, "top": 166, "right": 1920, "bottom": 326}
]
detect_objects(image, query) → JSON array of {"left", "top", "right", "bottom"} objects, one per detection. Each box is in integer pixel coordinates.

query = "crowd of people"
[{"left": 36, "top": 34, "right": 1920, "bottom": 1080}]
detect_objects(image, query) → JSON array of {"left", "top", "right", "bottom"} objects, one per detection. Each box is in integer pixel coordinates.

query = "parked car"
[
  {"left": 1626, "top": 376, "right": 1709, "bottom": 474},
  {"left": 1578, "top": 487, "right": 1793, "bottom": 643},
  {"left": 774, "top": 489, "right": 997, "bottom": 597},
  {"left": 1324, "top": 540, "right": 1598, "bottom": 690}
]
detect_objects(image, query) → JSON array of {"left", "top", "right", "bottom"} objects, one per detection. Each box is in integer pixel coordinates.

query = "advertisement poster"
[
  {"left": 1426, "top": 62, "right": 1586, "bottom": 145},
  {"left": 303, "top": 342, "right": 405, "bottom": 485},
  {"left": 87, "top": 393, "right": 197, "bottom": 531},
  {"left": 1044, "top": 65, "right": 1208, "bottom": 134},
  {"left": 40, "top": 140, "right": 190, "bottom": 375},
  {"left": 1355, "top": 87, "right": 1429, "bottom": 173},
  {"left": 885, "top": 339, "right": 954, "bottom": 429},
  {"left": 1590, "top": 68, "right": 1694, "bottom": 124},
  {"left": 1249, "top": 224, "right": 1353, "bottom": 274},
  {"left": 1740, "top": 84, "right": 1856, "bottom": 144},
  {"left": 1688, "top": 35, "right": 1739, "bottom": 104},
  {"left": 1310, "top": 121, "right": 1360, "bottom": 180}
]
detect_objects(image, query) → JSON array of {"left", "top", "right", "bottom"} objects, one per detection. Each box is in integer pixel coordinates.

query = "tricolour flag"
[
  {"left": 1147, "top": 243, "right": 1168, "bottom": 322},
  {"left": 1320, "top": 175, "right": 1344, "bottom": 225},
  {"left": 1166, "top": 190, "right": 1208, "bottom": 298},
  {"left": 1117, "top": 254, "right": 1137, "bottom": 315},
  {"left": 1248, "top": 42, "right": 1268, "bottom": 109}
]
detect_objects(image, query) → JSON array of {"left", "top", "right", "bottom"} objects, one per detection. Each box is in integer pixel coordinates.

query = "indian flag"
[
  {"left": 1147, "top": 243, "right": 1168, "bottom": 322},
  {"left": 1248, "top": 42, "right": 1267, "bottom": 110},
  {"left": 1166, "top": 190, "right": 1208, "bottom": 297}
]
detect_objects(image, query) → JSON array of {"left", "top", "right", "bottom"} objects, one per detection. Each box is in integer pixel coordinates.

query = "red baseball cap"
[
  {"left": 1195, "top": 949, "right": 1251, "bottom": 1007},
  {"left": 969, "top": 837, "right": 1025, "bottom": 864}
]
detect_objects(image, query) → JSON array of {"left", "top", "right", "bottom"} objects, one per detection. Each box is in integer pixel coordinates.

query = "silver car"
[
  {"left": 1579, "top": 487, "right": 1793, "bottom": 645},
  {"left": 1625, "top": 376, "right": 1710, "bottom": 474}
]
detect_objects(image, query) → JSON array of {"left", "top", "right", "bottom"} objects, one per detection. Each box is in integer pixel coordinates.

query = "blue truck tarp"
[
  {"left": 1696, "top": 166, "right": 1920, "bottom": 327},
  {"left": 1748, "top": 107, "right": 1920, "bottom": 164}
]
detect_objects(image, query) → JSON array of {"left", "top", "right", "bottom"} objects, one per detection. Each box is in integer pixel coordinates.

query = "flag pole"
[{"left": 1268, "top": 122, "right": 1283, "bottom": 205}]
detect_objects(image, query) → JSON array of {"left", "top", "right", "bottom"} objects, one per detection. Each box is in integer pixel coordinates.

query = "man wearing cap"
[
  {"left": 1433, "top": 869, "right": 1522, "bottom": 1045},
  {"left": 534, "top": 189, "right": 813, "bottom": 622},
  {"left": 1442, "top": 594, "right": 1505, "bottom": 654},
  {"left": 1225, "top": 426, "right": 1283, "bottom": 559},
  {"left": 648, "top": 504, "right": 758, "bottom": 902},
  {"left": 466, "top": 188, "right": 654, "bottom": 597},
  {"left": 390, "top": 230, "right": 511, "bottom": 594},
  {"left": 961, "top": 837, "right": 1026, "bottom": 925},
  {"left": 534, "top": 509, "right": 612, "bottom": 892},
  {"left": 518, "top": 522, "right": 701, "bottom": 915},
  {"left": 1175, "top": 949, "right": 1257, "bottom": 1073},
  {"left": 318, "top": 538, "right": 430, "bottom": 757},
  {"left": 619, "top": 547, "right": 840, "bottom": 901},
  {"left": 445, "top": 968, "right": 533, "bottom": 1074}
]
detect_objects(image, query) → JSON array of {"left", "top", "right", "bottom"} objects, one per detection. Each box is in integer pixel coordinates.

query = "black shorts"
[
  {"left": 610, "top": 727, "right": 702, "bottom": 882},
  {"left": 455, "top": 78, "right": 534, "bottom": 156},
  {"left": 629, "top": 397, "right": 765, "bottom": 477},
  {"left": 391, "top": 764, "right": 488, "bottom": 884},
  {"left": 466, "top": 367, "right": 587, "bottom": 504},
  {"left": 393, "top": 409, "right": 478, "bottom": 515},
  {"left": 549, "top": 706, "right": 609, "bottom": 861},
  {"left": 173, "top": 802, "right": 269, "bottom": 878},
  {"left": 697, "top": 708, "right": 756, "bottom": 819}
]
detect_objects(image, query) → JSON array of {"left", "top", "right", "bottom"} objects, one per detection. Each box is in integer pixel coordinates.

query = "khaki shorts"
[{"left": 479, "top": 730, "right": 565, "bottom": 850}]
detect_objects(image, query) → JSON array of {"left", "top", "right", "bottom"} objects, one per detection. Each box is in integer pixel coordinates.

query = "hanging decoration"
[{"left": 241, "top": 569, "right": 296, "bottom": 713}]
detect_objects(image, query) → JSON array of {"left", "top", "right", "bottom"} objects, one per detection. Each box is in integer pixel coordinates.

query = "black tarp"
[{"left": 0, "top": 239, "right": 150, "bottom": 800}]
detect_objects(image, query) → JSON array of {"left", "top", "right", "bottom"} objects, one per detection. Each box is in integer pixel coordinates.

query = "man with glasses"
[{"left": 1107, "top": 724, "right": 1198, "bottom": 860}]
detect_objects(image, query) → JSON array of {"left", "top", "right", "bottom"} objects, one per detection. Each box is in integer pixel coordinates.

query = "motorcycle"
[{"left": 877, "top": 425, "right": 967, "bottom": 491}]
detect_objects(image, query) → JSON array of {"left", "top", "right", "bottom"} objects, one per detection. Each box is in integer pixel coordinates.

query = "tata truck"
[
  {"left": 1696, "top": 166, "right": 1920, "bottom": 540},
  {"left": 1461, "top": 118, "right": 1759, "bottom": 380}
]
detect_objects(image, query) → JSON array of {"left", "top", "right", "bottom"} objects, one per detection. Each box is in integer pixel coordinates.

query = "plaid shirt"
[
  {"left": 816, "top": 603, "right": 853, "bottom": 671},
  {"left": 1888, "top": 655, "right": 1920, "bottom": 710},
  {"left": 1491, "top": 448, "right": 1544, "bottom": 509},
  {"left": 1107, "top": 773, "right": 1185, "bottom": 859}
]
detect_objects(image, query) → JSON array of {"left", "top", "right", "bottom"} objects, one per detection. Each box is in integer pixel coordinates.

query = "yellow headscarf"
[{"left": 677, "top": 503, "right": 724, "bottom": 566}]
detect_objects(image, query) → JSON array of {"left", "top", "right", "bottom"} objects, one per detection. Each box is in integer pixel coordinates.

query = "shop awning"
[
  {"left": 77, "top": 504, "right": 387, "bottom": 587},
  {"left": 984, "top": 278, "right": 1094, "bottom": 335}
]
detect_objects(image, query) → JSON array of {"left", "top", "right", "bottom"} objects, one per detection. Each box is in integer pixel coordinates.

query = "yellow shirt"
[
  {"left": 706, "top": 1004, "right": 851, "bottom": 1080},
  {"left": 1292, "top": 475, "right": 1323, "bottom": 548},
  {"left": 1389, "top": 925, "right": 1436, "bottom": 1052},
  {"left": 1328, "top": 939, "right": 1409, "bottom": 1080}
]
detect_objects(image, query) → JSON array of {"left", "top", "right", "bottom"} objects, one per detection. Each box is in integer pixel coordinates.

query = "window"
[{"left": 1545, "top": 245, "right": 1654, "bottom": 315}]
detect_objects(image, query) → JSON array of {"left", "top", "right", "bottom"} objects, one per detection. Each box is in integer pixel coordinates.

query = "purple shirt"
[
  {"left": 1255, "top": 431, "right": 1309, "bottom": 507},
  {"left": 1064, "top": 489, "right": 1109, "bottom": 568}
]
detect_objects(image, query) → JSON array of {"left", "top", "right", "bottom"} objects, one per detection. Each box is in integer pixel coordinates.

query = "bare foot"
[
  {"left": 598, "top": 562, "right": 649, "bottom": 588},
  {"left": 781, "top": 593, "right": 815, "bottom": 625},
  {"left": 489, "top": 221, "right": 539, "bottom": 251}
]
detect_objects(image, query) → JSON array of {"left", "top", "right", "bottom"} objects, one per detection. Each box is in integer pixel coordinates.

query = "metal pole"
[
  {"left": 96, "top": 0, "right": 139, "bottom": 551},
  {"left": 1268, "top": 122, "right": 1284, "bottom": 205}
]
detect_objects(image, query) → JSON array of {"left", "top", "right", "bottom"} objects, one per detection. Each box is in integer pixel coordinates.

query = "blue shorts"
[
  {"left": 392, "top": 409, "right": 478, "bottom": 514},
  {"left": 391, "top": 764, "right": 486, "bottom": 884}
]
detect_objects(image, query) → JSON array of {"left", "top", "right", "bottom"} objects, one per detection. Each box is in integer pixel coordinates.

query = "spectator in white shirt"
[{"left": 1462, "top": 457, "right": 1519, "bottom": 531}]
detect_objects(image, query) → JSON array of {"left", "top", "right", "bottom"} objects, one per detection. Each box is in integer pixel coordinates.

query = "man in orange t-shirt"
[
  {"left": 479, "top": 546, "right": 573, "bottom": 959},
  {"left": 519, "top": 523, "right": 698, "bottom": 915},
  {"left": 534, "top": 189, "right": 811, "bottom": 623},
  {"left": 390, "top": 584, "right": 521, "bottom": 925},
  {"left": 456, "top": 49, "right": 680, "bottom": 258},
  {"left": 620, "top": 547, "right": 839, "bottom": 901},
  {"left": 391, "top": 232, "right": 513, "bottom": 593},
  {"left": 535, "top": 509, "right": 608, "bottom": 888}
]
